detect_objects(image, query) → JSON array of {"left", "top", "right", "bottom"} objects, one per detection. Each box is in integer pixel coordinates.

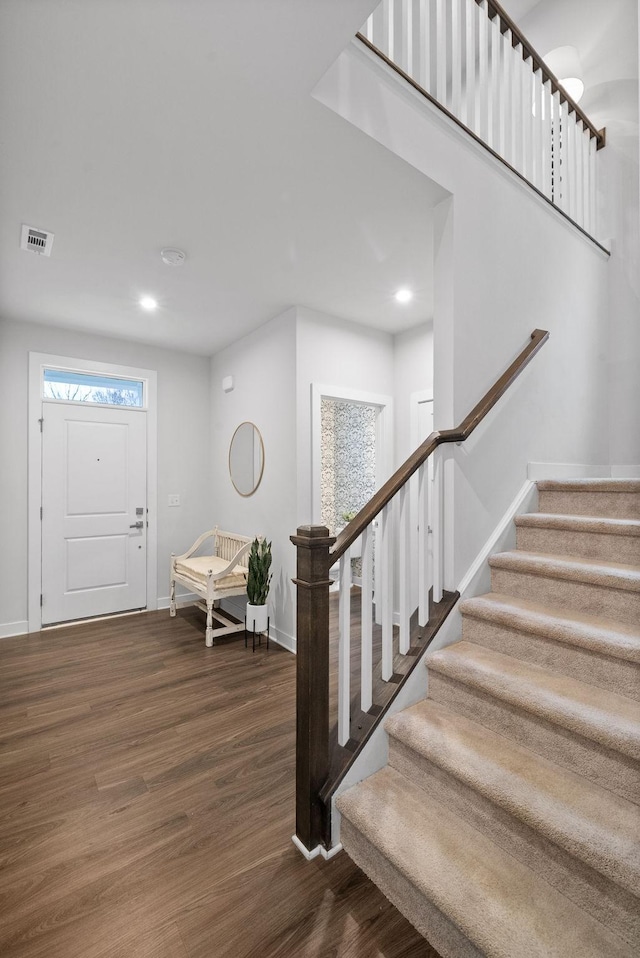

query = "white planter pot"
[{"left": 246, "top": 602, "right": 269, "bottom": 634}]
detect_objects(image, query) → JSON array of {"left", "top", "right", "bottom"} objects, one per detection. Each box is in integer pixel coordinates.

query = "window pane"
[{"left": 43, "top": 368, "right": 144, "bottom": 407}]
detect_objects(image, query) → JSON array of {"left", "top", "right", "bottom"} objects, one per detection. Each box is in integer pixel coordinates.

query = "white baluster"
[
  {"left": 360, "top": 525, "right": 374, "bottom": 713},
  {"left": 541, "top": 79, "right": 553, "bottom": 199},
  {"left": 417, "top": 0, "right": 430, "bottom": 92},
  {"left": 477, "top": 2, "right": 489, "bottom": 143},
  {"left": 464, "top": 0, "right": 477, "bottom": 131},
  {"left": 488, "top": 9, "right": 500, "bottom": 150},
  {"left": 576, "top": 120, "right": 586, "bottom": 229},
  {"left": 588, "top": 134, "right": 597, "bottom": 235},
  {"left": 435, "top": 0, "right": 447, "bottom": 105},
  {"left": 521, "top": 59, "right": 532, "bottom": 182},
  {"left": 380, "top": 502, "right": 393, "bottom": 682},
  {"left": 511, "top": 42, "right": 523, "bottom": 174},
  {"left": 552, "top": 91, "right": 563, "bottom": 208},
  {"left": 418, "top": 462, "right": 430, "bottom": 627},
  {"left": 432, "top": 448, "right": 444, "bottom": 603},
  {"left": 381, "top": 0, "right": 394, "bottom": 60},
  {"left": 338, "top": 548, "right": 352, "bottom": 747},
  {"left": 500, "top": 27, "right": 512, "bottom": 163},
  {"left": 398, "top": 485, "right": 411, "bottom": 655},
  {"left": 451, "top": 0, "right": 462, "bottom": 117},
  {"left": 532, "top": 68, "right": 543, "bottom": 189},
  {"left": 373, "top": 518, "right": 382, "bottom": 626},
  {"left": 567, "top": 108, "right": 577, "bottom": 221},
  {"left": 400, "top": 0, "right": 412, "bottom": 76},
  {"left": 363, "top": 14, "right": 374, "bottom": 43}
]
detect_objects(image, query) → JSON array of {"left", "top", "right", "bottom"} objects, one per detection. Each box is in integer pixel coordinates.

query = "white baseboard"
[
  {"left": 0, "top": 620, "right": 29, "bottom": 639},
  {"left": 157, "top": 590, "right": 198, "bottom": 610},
  {"left": 612, "top": 464, "right": 640, "bottom": 478},
  {"left": 527, "top": 462, "right": 611, "bottom": 479},
  {"left": 165, "top": 593, "right": 297, "bottom": 654},
  {"left": 457, "top": 479, "right": 537, "bottom": 597},
  {"left": 528, "top": 462, "right": 640, "bottom": 480},
  {"left": 291, "top": 835, "right": 343, "bottom": 860}
]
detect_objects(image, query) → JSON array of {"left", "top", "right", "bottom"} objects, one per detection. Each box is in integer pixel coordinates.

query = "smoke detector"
[
  {"left": 160, "top": 247, "right": 186, "bottom": 266},
  {"left": 21, "top": 224, "right": 54, "bottom": 256}
]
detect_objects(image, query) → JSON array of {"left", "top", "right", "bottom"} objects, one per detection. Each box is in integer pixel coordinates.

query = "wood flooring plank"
[{"left": 0, "top": 608, "right": 440, "bottom": 958}]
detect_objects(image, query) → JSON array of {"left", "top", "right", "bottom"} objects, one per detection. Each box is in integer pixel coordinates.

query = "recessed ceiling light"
[
  {"left": 395, "top": 288, "right": 413, "bottom": 304},
  {"left": 139, "top": 295, "right": 158, "bottom": 311}
]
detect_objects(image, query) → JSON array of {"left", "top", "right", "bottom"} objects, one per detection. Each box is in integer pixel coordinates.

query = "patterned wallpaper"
[{"left": 321, "top": 399, "right": 377, "bottom": 536}]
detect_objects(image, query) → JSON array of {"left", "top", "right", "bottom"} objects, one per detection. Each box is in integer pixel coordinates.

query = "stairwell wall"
[{"left": 314, "top": 42, "right": 611, "bottom": 586}]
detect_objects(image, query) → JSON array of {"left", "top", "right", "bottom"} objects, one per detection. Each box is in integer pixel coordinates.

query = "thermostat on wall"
[{"left": 222, "top": 376, "right": 234, "bottom": 393}]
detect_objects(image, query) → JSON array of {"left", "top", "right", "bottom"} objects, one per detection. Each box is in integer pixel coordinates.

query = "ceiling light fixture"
[
  {"left": 395, "top": 288, "right": 413, "bottom": 304},
  {"left": 544, "top": 45, "right": 585, "bottom": 105},
  {"left": 139, "top": 295, "right": 158, "bottom": 311},
  {"left": 161, "top": 247, "right": 186, "bottom": 267}
]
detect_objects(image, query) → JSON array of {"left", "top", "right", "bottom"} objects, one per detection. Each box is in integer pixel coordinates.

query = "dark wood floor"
[{"left": 0, "top": 607, "right": 441, "bottom": 957}]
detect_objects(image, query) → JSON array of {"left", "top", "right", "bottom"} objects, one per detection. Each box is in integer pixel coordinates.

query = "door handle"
[{"left": 129, "top": 521, "right": 144, "bottom": 530}]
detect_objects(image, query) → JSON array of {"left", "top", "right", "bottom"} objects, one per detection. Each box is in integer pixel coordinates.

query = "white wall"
[
  {"left": 393, "top": 322, "right": 434, "bottom": 463},
  {"left": 295, "top": 306, "right": 396, "bottom": 526},
  {"left": 209, "top": 308, "right": 298, "bottom": 649},
  {"left": 314, "top": 43, "right": 612, "bottom": 583},
  {"left": 0, "top": 317, "right": 212, "bottom": 635}
]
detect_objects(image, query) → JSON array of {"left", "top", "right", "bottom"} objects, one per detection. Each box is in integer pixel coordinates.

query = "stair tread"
[
  {"left": 338, "top": 767, "right": 635, "bottom": 958},
  {"left": 385, "top": 699, "right": 640, "bottom": 894},
  {"left": 460, "top": 592, "right": 640, "bottom": 663},
  {"left": 490, "top": 550, "right": 640, "bottom": 591},
  {"left": 537, "top": 479, "right": 640, "bottom": 493},
  {"left": 427, "top": 641, "right": 640, "bottom": 759},
  {"left": 515, "top": 512, "right": 640, "bottom": 537}
]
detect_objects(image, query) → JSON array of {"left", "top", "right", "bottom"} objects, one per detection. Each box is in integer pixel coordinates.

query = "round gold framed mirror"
[{"left": 229, "top": 422, "right": 265, "bottom": 496}]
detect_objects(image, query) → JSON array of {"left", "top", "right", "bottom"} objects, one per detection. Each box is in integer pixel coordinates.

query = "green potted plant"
[{"left": 246, "top": 537, "right": 272, "bottom": 633}]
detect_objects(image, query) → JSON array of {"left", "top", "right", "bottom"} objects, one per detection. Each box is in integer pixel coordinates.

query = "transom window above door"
[{"left": 42, "top": 368, "right": 145, "bottom": 408}]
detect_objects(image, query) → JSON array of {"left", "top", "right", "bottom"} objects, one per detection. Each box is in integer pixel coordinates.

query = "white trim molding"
[
  {"left": 528, "top": 462, "right": 640, "bottom": 480},
  {"left": 291, "top": 835, "right": 343, "bottom": 861},
  {"left": 28, "top": 352, "right": 158, "bottom": 633},
  {"left": 0, "top": 621, "right": 29, "bottom": 640}
]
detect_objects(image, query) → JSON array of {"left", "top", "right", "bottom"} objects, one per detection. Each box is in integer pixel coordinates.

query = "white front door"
[{"left": 41, "top": 402, "right": 147, "bottom": 625}]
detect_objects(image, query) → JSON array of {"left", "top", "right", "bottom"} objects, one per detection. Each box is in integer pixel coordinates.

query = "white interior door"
[{"left": 41, "top": 402, "right": 147, "bottom": 625}]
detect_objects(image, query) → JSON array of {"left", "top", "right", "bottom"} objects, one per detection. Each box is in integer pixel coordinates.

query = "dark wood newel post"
[{"left": 291, "top": 525, "right": 335, "bottom": 854}]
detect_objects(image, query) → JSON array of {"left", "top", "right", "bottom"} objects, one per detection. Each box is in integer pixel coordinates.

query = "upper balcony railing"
[{"left": 358, "top": 0, "right": 605, "bottom": 243}]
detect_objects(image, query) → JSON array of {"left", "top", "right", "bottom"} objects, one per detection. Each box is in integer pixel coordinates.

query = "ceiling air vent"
[{"left": 20, "top": 224, "right": 54, "bottom": 256}]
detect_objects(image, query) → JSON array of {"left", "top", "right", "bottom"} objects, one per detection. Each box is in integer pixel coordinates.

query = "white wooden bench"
[{"left": 170, "top": 528, "right": 255, "bottom": 647}]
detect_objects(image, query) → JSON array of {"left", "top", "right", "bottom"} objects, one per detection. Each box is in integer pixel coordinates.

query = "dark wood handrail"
[
  {"left": 332, "top": 328, "right": 549, "bottom": 562},
  {"left": 478, "top": 0, "right": 605, "bottom": 149}
]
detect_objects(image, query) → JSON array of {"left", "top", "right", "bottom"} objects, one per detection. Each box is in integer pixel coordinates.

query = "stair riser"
[
  {"left": 461, "top": 615, "right": 640, "bottom": 701},
  {"left": 427, "top": 671, "right": 640, "bottom": 803},
  {"left": 538, "top": 491, "right": 640, "bottom": 519},
  {"left": 516, "top": 526, "right": 640, "bottom": 564},
  {"left": 491, "top": 567, "right": 640, "bottom": 629},
  {"left": 340, "top": 818, "right": 483, "bottom": 958},
  {"left": 388, "top": 738, "right": 640, "bottom": 948}
]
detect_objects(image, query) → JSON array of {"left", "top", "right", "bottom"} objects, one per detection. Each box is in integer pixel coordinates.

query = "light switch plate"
[{"left": 168, "top": 494, "right": 180, "bottom": 507}]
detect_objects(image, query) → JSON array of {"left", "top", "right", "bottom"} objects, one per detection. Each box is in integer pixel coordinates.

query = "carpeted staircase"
[{"left": 337, "top": 479, "right": 640, "bottom": 958}]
